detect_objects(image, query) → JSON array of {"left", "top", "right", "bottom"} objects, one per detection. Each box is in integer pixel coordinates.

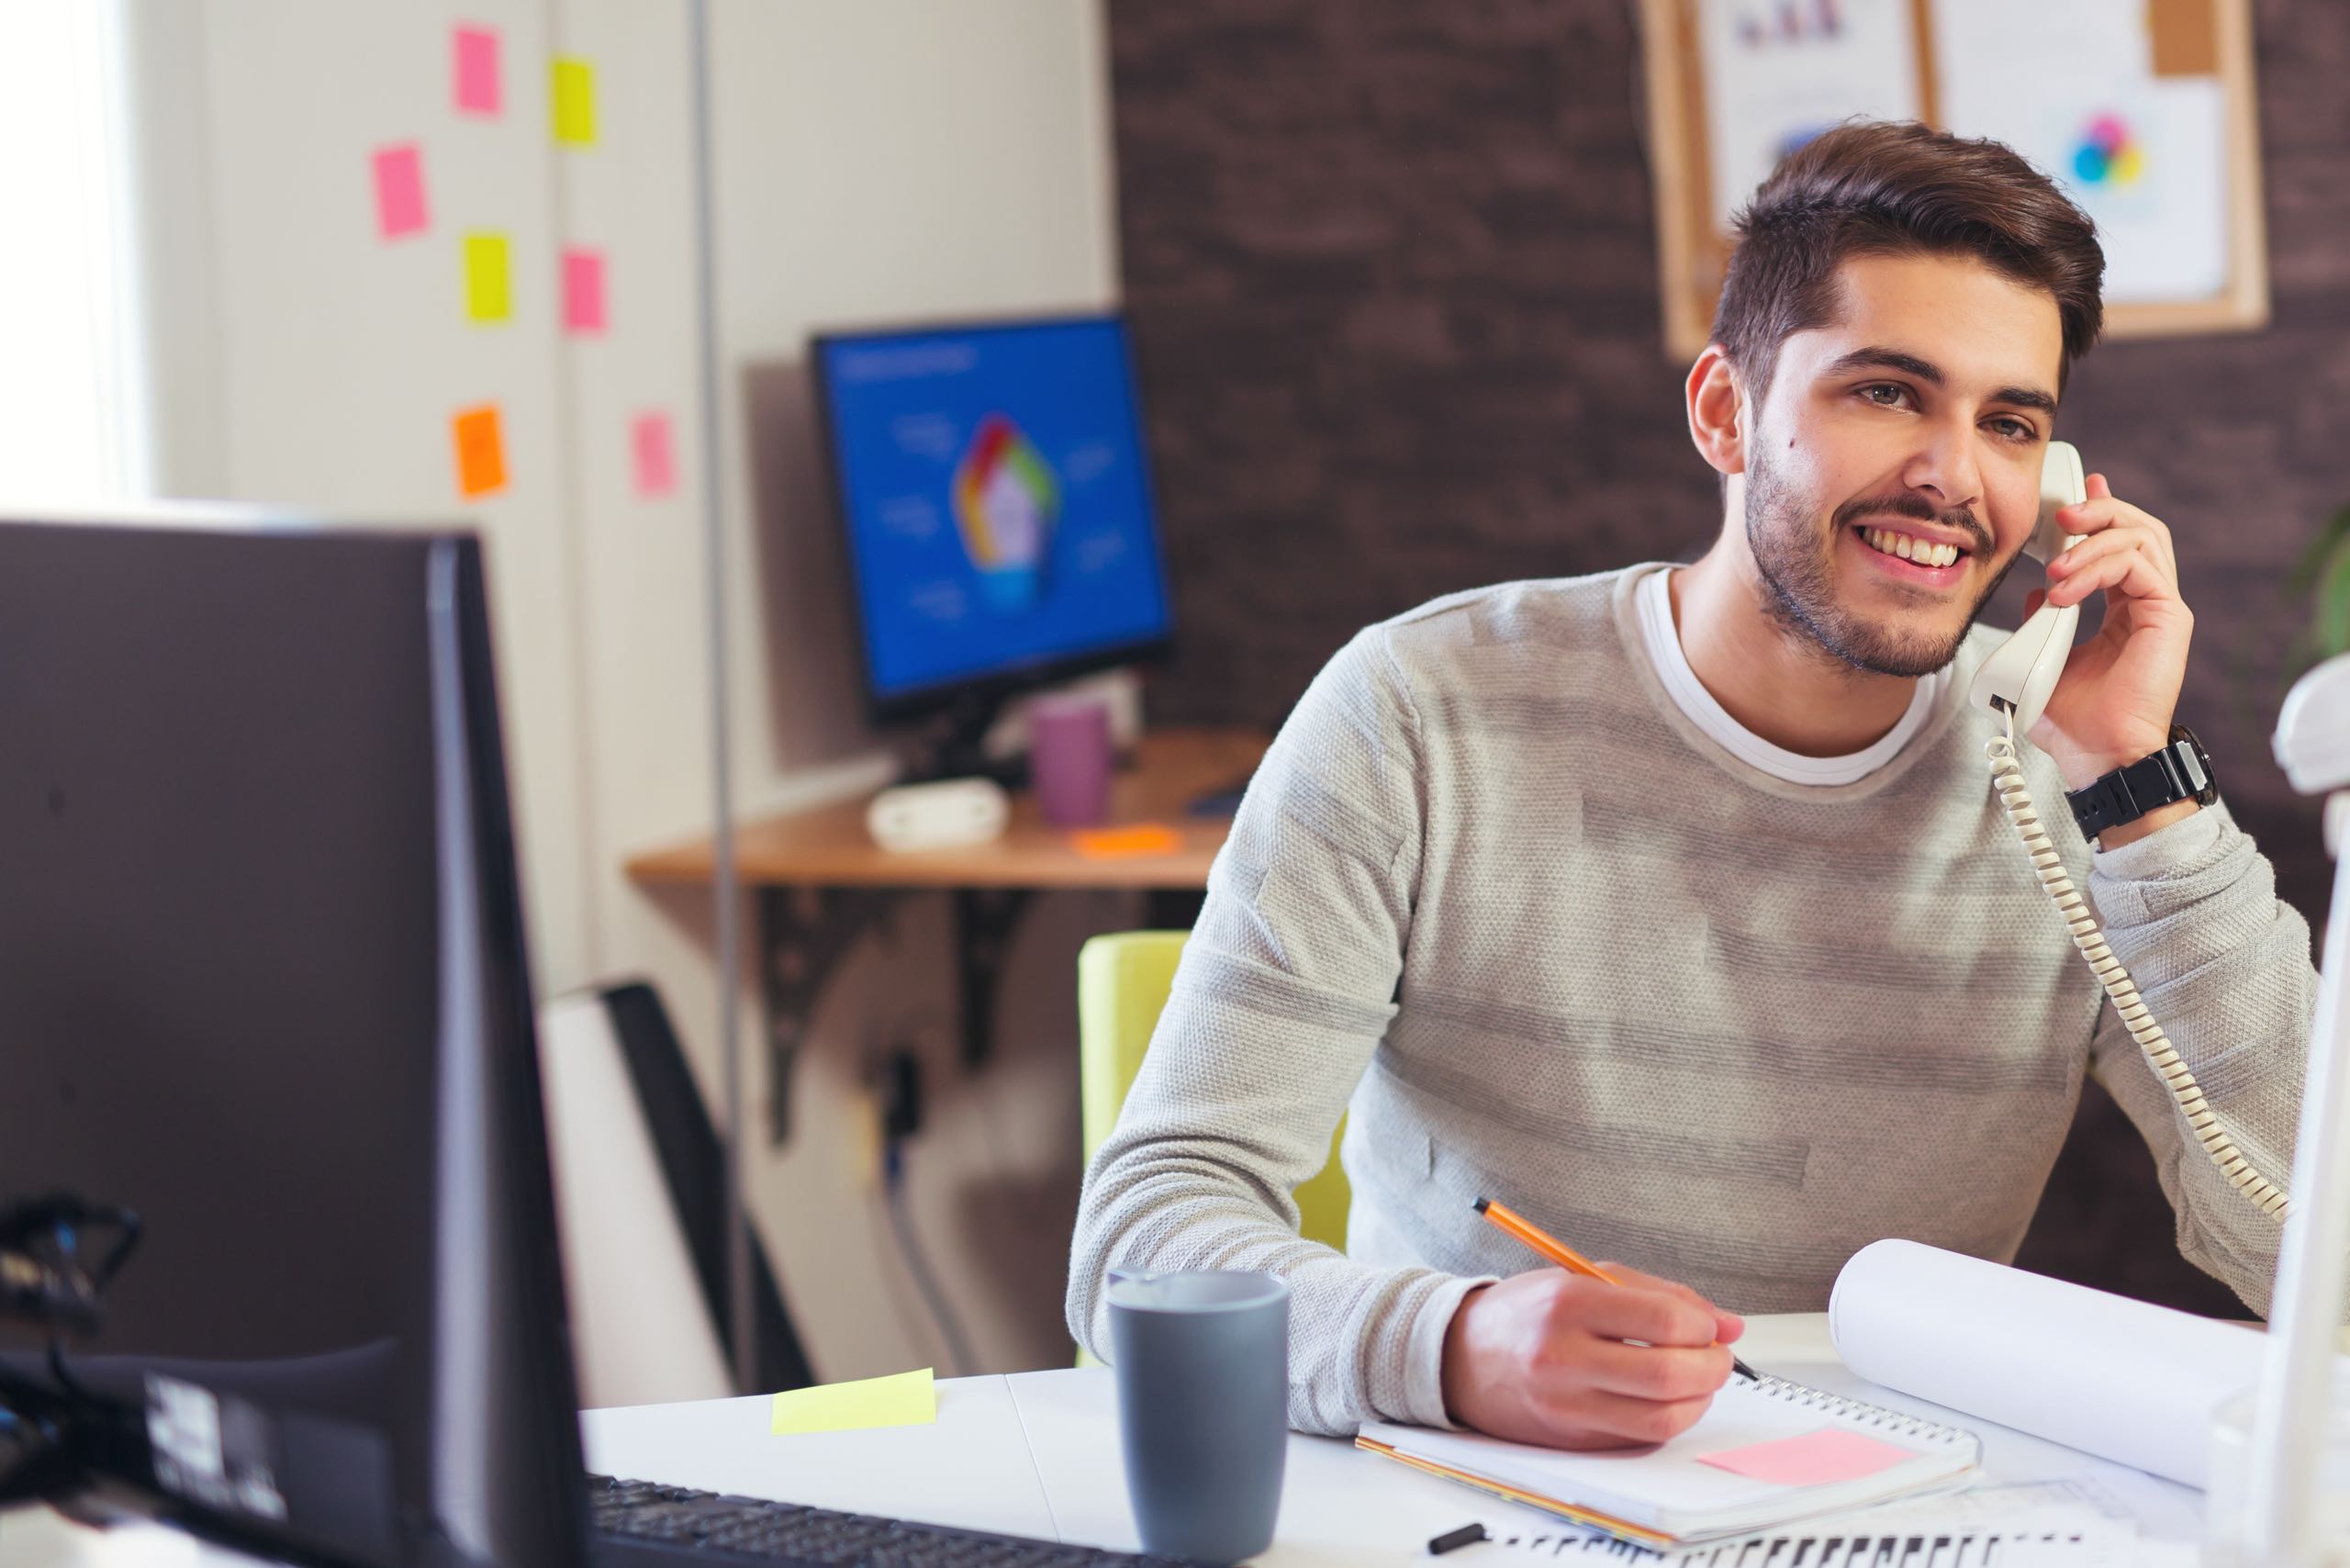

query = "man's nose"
[{"left": 1901, "top": 427, "right": 1984, "bottom": 516}]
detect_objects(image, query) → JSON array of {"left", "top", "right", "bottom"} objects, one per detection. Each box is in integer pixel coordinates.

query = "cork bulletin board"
[{"left": 1637, "top": 0, "right": 2269, "bottom": 361}]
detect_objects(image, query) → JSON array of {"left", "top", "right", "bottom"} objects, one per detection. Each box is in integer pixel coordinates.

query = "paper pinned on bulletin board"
[
  {"left": 372, "top": 144, "right": 428, "bottom": 240},
  {"left": 632, "top": 412, "right": 677, "bottom": 498},
  {"left": 1930, "top": 1, "right": 2229, "bottom": 303},
  {"left": 563, "top": 248, "right": 606, "bottom": 333},
  {"left": 769, "top": 1368, "right": 936, "bottom": 1437},
  {"left": 1697, "top": 0, "right": 1923, "bottom": 232},
  {"left": 465, "top": 234, "right": 511, "bottom": 323},
  {"left": 453, "top": 24, "right": 501, "bottom": 116},
  {"left": 553, "top": 57, "right": 597, "bottom": 146},
  {"left": 453, "top": 404, "right": 508, "bottom": 498}
]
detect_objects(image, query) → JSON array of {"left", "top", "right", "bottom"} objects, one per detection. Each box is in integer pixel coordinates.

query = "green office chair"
[{"left": 1077, "top": 930, "right": 1350, "bottom": 1249}]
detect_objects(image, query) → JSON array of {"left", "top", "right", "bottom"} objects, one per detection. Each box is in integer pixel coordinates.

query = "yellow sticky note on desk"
[{"left": 769, "top": 1367, "right": 935, "bottom": 1437}]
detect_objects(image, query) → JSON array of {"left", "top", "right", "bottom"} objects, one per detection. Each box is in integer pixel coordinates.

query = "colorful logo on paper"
[
  {"left": 2070, "top": 114, "right": 2145, "bottom": 187},
  {"left": 952, "top": 415, "right": 1059, "bottom": 613}
]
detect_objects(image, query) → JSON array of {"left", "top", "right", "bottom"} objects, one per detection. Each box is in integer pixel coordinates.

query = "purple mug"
[{"left": 1029, "top": 696, "right": 1113, "bottom": 826}]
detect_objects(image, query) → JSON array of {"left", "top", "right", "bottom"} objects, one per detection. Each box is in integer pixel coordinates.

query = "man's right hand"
[{"left": 1438, "top": 1264, "right": 1744, "bottom": 1450}]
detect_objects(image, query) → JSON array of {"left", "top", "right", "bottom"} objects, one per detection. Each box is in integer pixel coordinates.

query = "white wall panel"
[{"left": 124, "top": 0, "right": 1120, "bottom": 1387}]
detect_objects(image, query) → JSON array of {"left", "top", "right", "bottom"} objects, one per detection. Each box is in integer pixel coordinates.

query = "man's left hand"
[{"left": 2023, "top": 471, "right": 2192, "bottom": 794}]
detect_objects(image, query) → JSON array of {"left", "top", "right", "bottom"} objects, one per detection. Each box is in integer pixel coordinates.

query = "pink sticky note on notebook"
[
  {"left": 372, "top": 144, "right": 427, "bottom": 239},
  {"left": 564, "top": 248, "right": 606, "bottom": 333},
  {"left": 632, "top": 412, "right": 676, "bottom": 498},
  {"left": 454, "top": 25, "right": 501, "bottom": 115},
  {"left": 1697, "top": 1428, "right": 1916, "bottom": 1488}
]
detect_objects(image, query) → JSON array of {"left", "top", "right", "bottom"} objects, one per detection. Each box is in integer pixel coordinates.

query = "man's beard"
[{"left": 1743, "top": 442, "right": 2017, "bottom": 678}]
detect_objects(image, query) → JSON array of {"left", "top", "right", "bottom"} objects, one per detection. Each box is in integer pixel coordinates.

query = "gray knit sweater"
[{"left": 1067, "top": 566, "right": 2315, "bottom": 1437}]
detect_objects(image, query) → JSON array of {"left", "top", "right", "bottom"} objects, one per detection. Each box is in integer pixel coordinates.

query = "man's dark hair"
[{"left": 1711, "top": 119, "right": 2105, "bottom": 404}]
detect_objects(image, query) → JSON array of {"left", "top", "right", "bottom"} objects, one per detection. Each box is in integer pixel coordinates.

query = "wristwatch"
[{"left": 2064, "top": 723, "right": 2219, "bottom": 839}]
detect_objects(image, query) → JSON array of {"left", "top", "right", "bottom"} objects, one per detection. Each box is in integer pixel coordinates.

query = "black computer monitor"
[
  {"left": 810, "top": 313, "right": 1175, "bottom": 767},
  {"left": 0, "top": 519, "right": 585, "bottom": 1568}
]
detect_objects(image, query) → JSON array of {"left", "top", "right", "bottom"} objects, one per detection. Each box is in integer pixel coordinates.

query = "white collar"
[{"left": 1632, "top": 566, "right": 1949, "bottom": 787}]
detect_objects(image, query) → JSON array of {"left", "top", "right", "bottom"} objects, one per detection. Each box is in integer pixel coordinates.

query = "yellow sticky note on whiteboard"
[
  {"left": 769, "top": 1368, "right": 935, "bottom": 1437},
  {"left": 464, "top": 233, "right": 510, "bottom": 323},
  {"left": 552, "top": 56, "right": 597, "bottom": 145}
]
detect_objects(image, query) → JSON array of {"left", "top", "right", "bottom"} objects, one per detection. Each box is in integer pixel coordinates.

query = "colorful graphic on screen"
[
  {"left": 2070, "top": 113, "right": 2145, "bottom": 187},
  {"left": 952, "top": 414, "right": 1061, "bottom": 613},
  {"left": 816, "top": 318, "right": 1171, "bottom": 705}
]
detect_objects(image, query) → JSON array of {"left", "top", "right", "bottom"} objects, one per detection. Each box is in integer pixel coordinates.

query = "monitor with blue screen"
[{"left": 811, "top": 314, "right": 1174, "bottom": 722}]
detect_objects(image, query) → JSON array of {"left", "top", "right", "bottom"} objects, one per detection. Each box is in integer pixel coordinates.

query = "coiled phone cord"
[{"left": 1986, "top": 717, "right": 2290, "bottom": 1220}]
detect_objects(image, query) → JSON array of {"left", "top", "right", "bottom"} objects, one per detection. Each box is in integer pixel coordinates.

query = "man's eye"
[
  {"left": 1860, "top": 384, "right": 1908, "bottom": 408},
  {"left": 1989, "top": 419, "right": 2035, "bottom": 441}
]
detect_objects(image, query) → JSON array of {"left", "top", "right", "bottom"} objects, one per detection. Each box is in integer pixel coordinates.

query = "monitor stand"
[{"left": 899, "top": 690, "right": 1029, "bottom": 790}]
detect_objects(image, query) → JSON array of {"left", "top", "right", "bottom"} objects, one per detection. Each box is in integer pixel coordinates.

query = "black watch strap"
[{"left": 2065, "top": 724, "right": 2218, "bottom": 839}]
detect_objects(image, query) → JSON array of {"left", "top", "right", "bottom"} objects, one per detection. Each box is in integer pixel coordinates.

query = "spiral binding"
[
  {"left": 1748, "top": 1372, "right": 1975, "bottom": 1449},
  {"left": 1985, "top": 719, "right": 2289, "bottom": 1219}
]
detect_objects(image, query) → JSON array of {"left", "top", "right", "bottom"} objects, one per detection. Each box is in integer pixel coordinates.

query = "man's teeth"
[{"left": 1862, "top": 527, "right": 1960, "bottom": 568}]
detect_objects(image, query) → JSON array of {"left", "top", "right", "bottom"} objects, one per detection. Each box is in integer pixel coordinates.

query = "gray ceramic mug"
[{"left": 1106, "top": 1269, "right": 1290, "bottom": 1564}]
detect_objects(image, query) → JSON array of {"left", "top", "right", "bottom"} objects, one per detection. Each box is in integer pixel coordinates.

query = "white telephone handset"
[
  {"left": 1966, "top": 439, "right": 2087, "bottom": 734},
  {"left": 1970, "top": 440, "right": 2289, "bottom": 1219}
]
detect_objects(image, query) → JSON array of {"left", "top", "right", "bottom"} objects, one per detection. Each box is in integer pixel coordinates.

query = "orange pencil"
[{"left": 1474, "top": 1196, "right": 1758, "bottom": 1382}]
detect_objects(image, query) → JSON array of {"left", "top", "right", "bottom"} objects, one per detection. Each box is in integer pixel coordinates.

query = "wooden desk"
[{"left": 623, "top": 727, "right": 1269, "bottom": 1137}]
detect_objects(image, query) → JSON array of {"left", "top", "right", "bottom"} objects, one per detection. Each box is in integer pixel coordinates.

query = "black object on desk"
[
  {"left": 0, "top": 517, "right": 1192, "bottom": 1568},
  {"left": 1184, "top": 777, "right": 1253, "bottom": 818},
  {"left": 589, "top": 1475, "right": 1196, "bottom": 1567},
  {"left": 1429, "top": 1521, "right": 1491, "bottom": 1554}
]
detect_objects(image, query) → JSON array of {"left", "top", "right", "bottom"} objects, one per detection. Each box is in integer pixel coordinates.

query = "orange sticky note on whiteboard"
[{"left": 452, "top": 405, "right": 507, "bottom": 498}]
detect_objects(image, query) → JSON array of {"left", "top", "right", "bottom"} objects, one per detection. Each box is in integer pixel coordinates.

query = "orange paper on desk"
[
  {"left": 1071, "top": 823, "right": 1181, "bottom": 859},
  {"left": 769, "top": 1367, "right": 935, "bottom": 1437}
]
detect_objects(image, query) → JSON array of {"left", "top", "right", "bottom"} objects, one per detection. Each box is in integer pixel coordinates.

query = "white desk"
[{"left": 0, "top": 1315, "right": 2208, "bottom": 1566}]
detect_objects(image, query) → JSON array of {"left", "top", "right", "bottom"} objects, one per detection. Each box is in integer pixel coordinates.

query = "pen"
[
  {"left": 1473, "top": 1196, "right": 1760, "bottom": 1383},
  {"left": 1427, "top": 1521, "right": 1488, "bottom": 1555}
]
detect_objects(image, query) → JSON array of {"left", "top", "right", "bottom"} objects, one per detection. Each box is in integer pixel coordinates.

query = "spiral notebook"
[{"left": 1357, "top": 1372, "right": 1981, "bottom": 1550}]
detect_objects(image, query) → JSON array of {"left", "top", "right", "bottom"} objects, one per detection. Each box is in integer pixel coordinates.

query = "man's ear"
[{"left": 1685, "top": 345, "right": 1749, "bottom": 478}]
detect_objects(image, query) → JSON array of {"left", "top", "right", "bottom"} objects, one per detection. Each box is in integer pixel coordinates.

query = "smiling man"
[{"left": 1067, "top": 122, "right": 2316, "bottom": 1451}]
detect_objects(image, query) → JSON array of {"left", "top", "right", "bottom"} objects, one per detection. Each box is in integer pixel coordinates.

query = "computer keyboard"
[{"left": 586, "top": 1473, "right": 1202, "bottom": 1568}]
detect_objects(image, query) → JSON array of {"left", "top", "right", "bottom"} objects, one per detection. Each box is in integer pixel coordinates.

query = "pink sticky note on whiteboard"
[
  {"left": 563, "top": 249, "right": 606, "bottom": 333},
  {"left": 373, "top": 144, "right": 427, "bottom": 239},
  {"left": 454, "top": 25, "right": 501, "bottom": 115},
  {"left": 1696, "top": 1428, "right": 1916, "bottom": 1488},
  {"left": 632, "top": 412, "right": 677, "bottom": 497}
]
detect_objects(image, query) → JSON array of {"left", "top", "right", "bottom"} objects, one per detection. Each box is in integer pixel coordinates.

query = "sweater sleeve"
[
  {"left": 2082, "top": 801, "right": 2318, "bottom": 1314},
  {"left": 1064, "top": 628, "right": 1494, "bottom": 1435}
]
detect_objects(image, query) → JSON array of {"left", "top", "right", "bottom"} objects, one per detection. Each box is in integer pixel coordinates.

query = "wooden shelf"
[{"left": 623, "top": 726, "right": 1270, "bottom": 891}]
